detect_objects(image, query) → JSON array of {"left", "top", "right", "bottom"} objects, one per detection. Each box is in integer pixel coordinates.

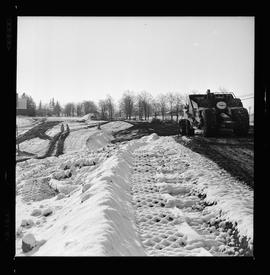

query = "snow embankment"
[
  {"left": 64, "top": 122, "right": 133, "bottom": 154},
  {"left": 101, "top": 121, "right": 133, "bottom": 132},
  {"left": 16, "top": 138, "right": 150, "bottom": 256},
  {"left": 85, "top": 131, "right": 113, "bottom": 151},
  {"left": 63, "top": 128, "right": 100, "bottom": 153}
]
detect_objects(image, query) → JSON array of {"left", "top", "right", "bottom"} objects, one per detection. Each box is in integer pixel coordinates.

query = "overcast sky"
[{"left": 17, "top": 16, "right": 254, "bottom": 106}]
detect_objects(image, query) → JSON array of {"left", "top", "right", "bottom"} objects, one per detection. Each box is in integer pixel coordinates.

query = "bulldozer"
[{"left": 179, "top": 89, "right": 250, "bottom": 137}]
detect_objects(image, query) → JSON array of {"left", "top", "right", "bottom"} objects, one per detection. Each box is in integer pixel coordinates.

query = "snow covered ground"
[
  {"left": 16, "top": 116, "right": 39, "bottom": 135},
  {"left": 16, "top": 116, "right": 36, "bottom": 128},
  {"left": 19, "top": 138, "right": 50, "bottom": 156},
  {"left": 64, "top": 121, "right": 132, "bottom": 154},
  {"left": 16, "top": 129, "right": 253, "bottom": 256}
]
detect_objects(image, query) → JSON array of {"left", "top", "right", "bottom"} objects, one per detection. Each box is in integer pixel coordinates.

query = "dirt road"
[{"left": 175, "top": 136, "right": 254, "bottom": 188}]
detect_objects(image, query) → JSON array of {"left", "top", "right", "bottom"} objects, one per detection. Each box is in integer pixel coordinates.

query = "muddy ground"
[{"left": 175, "top": 135, "right": 254, "bottom": 188}]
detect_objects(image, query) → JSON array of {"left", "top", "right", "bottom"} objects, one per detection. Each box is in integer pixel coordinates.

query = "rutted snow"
[
  {"left": 143, "top": 136, "right": 253, "bottom": 241},
  {"left": 64, "top": 128, "right": 99, "bottom": 153},
  {"left": 16, "top": 116, "right": 35, "bottom": 127},
  {"left": 46, "top": 124, "right": 62, "bottom": 137},
  {"left": 16, "top": 132, "right": 253, "bottom": 256},
  {"left": 86, "top": 131, "right": 113, "bottom": 151},
  {"left": 64, "top": 121, "right": 133, "bottom": 154},
  {"left": 19, "top": 138, "right": 50, "bottom": 156},
  {"left": 16, "top": 141, "right": 146, "bottom": 256},
  {"left": 16, "top": 116, "right": 39, "bottom": 135}
]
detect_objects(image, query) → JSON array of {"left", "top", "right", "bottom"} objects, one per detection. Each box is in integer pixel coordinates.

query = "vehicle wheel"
[
  {"left": 188, "top": 127, "right": 195, "bottom": 136},
  {"left": 231, "top": 108, "right": 249, "bottom": 136},
  {"left": 201, "top": 109, "right": 217, "bottom": 137},
  {"left": 179, "top": 119, "right": 192, "bottom": 136}
]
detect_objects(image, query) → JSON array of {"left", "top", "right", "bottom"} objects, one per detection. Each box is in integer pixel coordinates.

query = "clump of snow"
[
  {"left": 21, "top": 219, "right": 34, "bottom": 228},
  {"left": 77, "top": 113, "right": 91, "bottom": 122},
  {"left": 22, "top": 233, "right": 36, "bottom": 252},
  {"left": 49, "top": 179, "right": 78, "bottom": 195},
  {"left": 30, "top": 209, "right": 42, "bottom": 217}
]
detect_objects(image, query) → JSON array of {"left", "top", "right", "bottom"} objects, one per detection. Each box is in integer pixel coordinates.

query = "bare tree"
[
  {"left": 82, "top": 100, "right": 98, "bottom": 115},
  {"left": 105, "top": 95, "right": 114, "bottom": 121},
  {"left": 174, "top": 93, "right": 185, "bottom": 121},
  {"left": 98, "top": 100, "right": 107, "bottom": 120},
  {"left": 76, "top": 103, "right": 83, "bottom": 117},
  {"left": 167, "top": 92, "right": 175, "bottom": 120},
  {"left": 157, "top": 94, "right": 167, "bottom": 121},
  {"left": 139, "top": 91, "right": 152, "bottom": 120},
  {"left": 152, "top": 99, "right": 161, "bottom": 119},
  {"left": 136, "top": 94, "right": 144, "bottom": 120},
  {"left": 120, "top": 91, "right": 135, "bottom": 120},
  {"left": 64, "top": 103, "right": 75, "bottom": 117},
  {"left": 54, "top": 101, "right": 62, "bottom": 117}
]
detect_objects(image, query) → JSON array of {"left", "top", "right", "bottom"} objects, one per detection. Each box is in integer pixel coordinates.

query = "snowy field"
[
  {"left": 16, "top": 126, "right": 253, "bottom": 256},
  {"left": 19, "top": 138, "right": 50, "bottom": 156},
  {"left": 16, "top": 116, "right": 113, "bottom": 158},
  {"left": 16, "top": 116, "right": 39, "bottom": 135},
  {"left": 17, "top": 116, "right": 36, "bottom": 127}
]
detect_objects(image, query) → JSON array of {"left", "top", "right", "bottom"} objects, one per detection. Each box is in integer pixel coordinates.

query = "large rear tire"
[
  {"left": 201, "top": 109, "right": 217, "bottom": 137},
  {"left": 179, "top": 119, "right": 194, "bottom": 136},
  {"left": 231, "top": 108, "right": 249, "bottom": 136}
]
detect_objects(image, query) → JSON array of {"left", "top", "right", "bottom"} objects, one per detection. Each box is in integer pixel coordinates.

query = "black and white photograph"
[{"left": 15, "top": 16, "right": 254, "bottom": 257}]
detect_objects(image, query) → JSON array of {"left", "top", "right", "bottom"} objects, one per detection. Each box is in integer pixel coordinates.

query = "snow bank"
[
  {"left": 33, "top": 146, "right": 145, "bottom": 255},
  {"left": 101, "top": 121, "right": 133, "bottom": 132},
  {"left": 16, "top": 136, "right": 158, "bottom": 256},
  {"left": 86, "top": 130, "right": 113, "bottom": 151},
  {"left": 77, "top": 113, "right": 92, "bottom": 122}
]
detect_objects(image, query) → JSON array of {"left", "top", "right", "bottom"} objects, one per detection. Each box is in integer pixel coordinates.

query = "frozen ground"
[{"left": 16, "top": 128, "right": 253, "bottom": 256}]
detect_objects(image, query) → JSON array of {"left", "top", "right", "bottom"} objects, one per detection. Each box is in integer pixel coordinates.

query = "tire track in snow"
[
  {"left": 130, "top": 141, "right": 249, "bottom": 256},
  {"left": 131, "top": 148, "right": 216, "bottom": 256}
]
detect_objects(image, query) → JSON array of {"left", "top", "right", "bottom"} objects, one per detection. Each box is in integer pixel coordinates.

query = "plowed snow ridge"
[{"left": 16, "top": 133, "right": 253, "bottom": 256}]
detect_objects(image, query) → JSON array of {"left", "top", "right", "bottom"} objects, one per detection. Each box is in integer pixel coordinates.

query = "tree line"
[{"left": 16, "top": 91, "right": 187, "bottom": 121}]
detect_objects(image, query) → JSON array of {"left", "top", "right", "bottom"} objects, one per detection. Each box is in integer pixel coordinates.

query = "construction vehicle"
[{"left": 179, "top": 89, "right": 250, "bottom": 137}]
